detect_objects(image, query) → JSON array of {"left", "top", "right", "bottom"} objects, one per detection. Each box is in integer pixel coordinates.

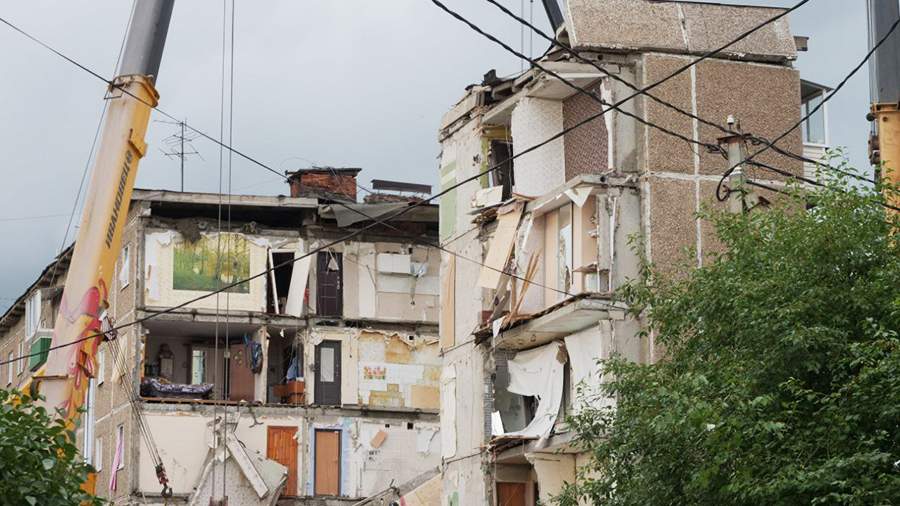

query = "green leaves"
[
  {"left": 0, "top": 389, "right": 102, "bottom": 505},
  {"left": 559, "top": 162, "right": 900, "bottom": 505}
]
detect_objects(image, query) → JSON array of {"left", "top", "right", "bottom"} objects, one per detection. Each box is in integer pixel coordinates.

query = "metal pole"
[
  {"left": 719, "top": 116, "right": 749, "bottom": 213},
  {"left": 180, "top": 119, "right": 185, "bottom": 191},
  {"left": 867, "top": 0, "right": 900, "bottom": 204}
]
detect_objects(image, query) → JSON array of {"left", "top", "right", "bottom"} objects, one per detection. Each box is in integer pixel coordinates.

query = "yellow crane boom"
[{"left": 29, "top": 0, "right": 175, "bottom": 496}]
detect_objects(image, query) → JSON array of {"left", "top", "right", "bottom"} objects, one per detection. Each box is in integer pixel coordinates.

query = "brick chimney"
[{"left": 285, "top": 168, "right": 361, "bottom": 202}]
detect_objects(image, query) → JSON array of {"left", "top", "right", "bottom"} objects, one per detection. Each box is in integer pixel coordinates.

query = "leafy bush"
[
  {"left": 559, "top": 166, "right": 900, "bottom": 505},
  {"left": 0, "top": 389, "right": 101, "bottom": 505}
]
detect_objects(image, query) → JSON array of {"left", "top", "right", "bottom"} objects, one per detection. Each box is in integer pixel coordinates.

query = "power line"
[
  {"left": 716, "top": 16, "right": 900, "bottom": 205},
  {"left": 486, "top": 0, "right": 880, "bottom": 189},
  {"left": 0, "top": 213, "right": 72, "bottom": 222},
  {"left": 481, "top": 0, "right": 868, "bottom": 177},
  {"left": 0, "top": 17, "right": 111, "bottom": 84},
  {"left": 1, "top": 0, "right": 801, "bottom": 368},
  {"left": 50, "top": 0, "right": 137, "bottom": 291},
  {"left": 431, "top": 0, "right": 726, "bottom": 156},
  {"left": 312, "top": 165, "right": 594, "bottom": 304},
  {"left": 0, "top": 14, "right": 287, "bottom": 185}
]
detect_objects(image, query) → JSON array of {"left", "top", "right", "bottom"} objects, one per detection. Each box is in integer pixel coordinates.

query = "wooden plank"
[
  {"left": 315, "top": 429, "right": 341, "bottom": 495},
  {"left": 267, "top": 426, "right": 298, "bottom": 496},
  {"left": 477, "top": 203, "right": 523, "bottom": 289}
]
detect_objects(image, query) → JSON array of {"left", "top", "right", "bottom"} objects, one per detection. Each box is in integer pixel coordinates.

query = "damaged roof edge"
[
  {"left": 564, "top": 0, "right": 797, "bottom": 63},
  {"left": 132, "top": 188, "right": 319, "bottom": 209},
  {"left": 0, "top": 243, "right": 74, "bottom": 332}
]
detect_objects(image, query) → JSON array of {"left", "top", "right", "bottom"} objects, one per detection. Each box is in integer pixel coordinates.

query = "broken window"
[
  {"left": 493, "top": 350, "right": 536, "bottom": 434},
  {"left": 119, "top": 244, "right": 130, "bottom": 288},
  {"left": 267, "top": 248, "right": 312, "bottom": 316},
  {"left": 268, "top": 250, "right": 294, "bottom": 314},
  {"left": 489, "top": 140, "right": 515, "bottom": 200},
  {"left": 493, "top": 342, "right": 567, "bottom": 439}
]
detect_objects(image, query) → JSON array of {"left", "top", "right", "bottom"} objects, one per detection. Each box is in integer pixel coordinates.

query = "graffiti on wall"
[
  {"left": 363, "top": 365, "right": 386, "bottom": 380},
  {"left": 173, "top": 233, "right": 250, "bottom": 293}
]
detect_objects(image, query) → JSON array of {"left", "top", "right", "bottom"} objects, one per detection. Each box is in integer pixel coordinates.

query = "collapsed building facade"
[
  {"left": 0, "top": 169, "right": 442, "bottom": 504},
  {"left": 436, "top": 1, "right": 815, "bottom": 504}
]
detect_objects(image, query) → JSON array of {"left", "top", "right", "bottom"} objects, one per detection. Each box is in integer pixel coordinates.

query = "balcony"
[{"left": 488, "top": 294, "right": 615, "bottom": 350}]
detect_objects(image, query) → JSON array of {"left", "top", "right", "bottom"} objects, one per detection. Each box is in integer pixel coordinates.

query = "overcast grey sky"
[{"left": 0, "top": 0, "right": 875, "bottom": 311}]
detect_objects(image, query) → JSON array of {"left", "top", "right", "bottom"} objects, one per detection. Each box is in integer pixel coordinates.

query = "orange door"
[
  {"left": 497, "top": 482, "right": 527, "bottom": 506},
  {"left": 314, "top": 429, "right": 341, "bottom": 495},
  {"left": 266, "top": 426, "right": 298, "bottom": 496}
]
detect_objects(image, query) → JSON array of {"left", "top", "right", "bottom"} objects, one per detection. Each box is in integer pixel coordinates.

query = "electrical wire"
[
  {"left": 715, "top": 16, "right": 900, "bottom": 204},
  {"left": 0, "top": 213, "right": 73, "bottom": 222},
  {"left": 0, "top": 14, "right": 286, "bottom": 185},
  {"left": 481, "top": 0, "right": 866, "bottom": 175},
  {"left": 48, "top": 2, "right": 138, "bottom": 288},
  {"left": 431, "top": 0, "right": 725, "bottom": 156},
  {"left": 487, "top": 0, "right": 881, "bottom": 189},
  {"left": 0, "top": 0, "right": 801, "bottom": 368}
]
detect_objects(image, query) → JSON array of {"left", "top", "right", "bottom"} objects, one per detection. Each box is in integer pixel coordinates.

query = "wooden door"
[
  {"left": 314, "top": 341, "right": 341, "bottom": 405},
  {"left": 229, "top": 343, "right": 254, "bottom": 402},
  {"left": 314, "top": 429, "right": 341, "bottom": 496},
  {"left": 316, "top": 252, "right": 343, "bottom": 317},
  {"left": 497, "top": 482, "right": 527, "bottom": 506},
  {"left": 266, "top": 426, "right": 298, "bottom": 496}
]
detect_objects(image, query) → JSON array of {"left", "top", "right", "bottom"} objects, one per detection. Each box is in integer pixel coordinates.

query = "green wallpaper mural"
[{"left": 173, "top": 233, "right": 251, "bottom": 293}]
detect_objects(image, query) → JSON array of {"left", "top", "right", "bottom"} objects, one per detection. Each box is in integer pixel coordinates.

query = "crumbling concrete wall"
[
  {"left": 140, "top": 406, "right": 440, "bottom": 501},
  {"left": 438, "top": 106, "right": 495, "bottom": 505},
  {"left": 304, "top": 327, "right": 440, "bottom": 411},
  {"left": 511, "top": 97, "right": 566, "bottom": 197},
  {"left": 356, "top": 330, "right": 441, "bottom": 410}
]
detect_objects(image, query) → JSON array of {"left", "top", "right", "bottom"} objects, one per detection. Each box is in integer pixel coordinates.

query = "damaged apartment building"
[
  {"left": 437, "top": 1, "right": 822, "bottom": 504},
  {"left": 0, "top": 169, "right": 443, "bottom": 505}
]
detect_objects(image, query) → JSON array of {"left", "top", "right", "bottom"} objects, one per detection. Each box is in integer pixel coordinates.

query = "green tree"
[
  {"left": 0, "top": 389, "right": 101, "bottom": 505},
  {"left": 560, "top": 168, "right": 900, "bottom": 505}
]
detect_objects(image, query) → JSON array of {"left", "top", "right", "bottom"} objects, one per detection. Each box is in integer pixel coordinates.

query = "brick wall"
[{"left": 289, "top": 172, "right": 358, "bottom": 201}]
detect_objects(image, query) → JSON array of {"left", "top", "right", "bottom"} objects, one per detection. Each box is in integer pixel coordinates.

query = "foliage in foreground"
[
  {"left": 0, "top": 389, "right": 101, "bottom": 506},
  {"left": 559, "top": 169, "right": 900, "bottom": 505}
]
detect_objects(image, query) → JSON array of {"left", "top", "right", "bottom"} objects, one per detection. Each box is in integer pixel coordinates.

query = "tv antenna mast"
[{"left": 157, "top": 118, "right": 203, "bottom": 191}]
